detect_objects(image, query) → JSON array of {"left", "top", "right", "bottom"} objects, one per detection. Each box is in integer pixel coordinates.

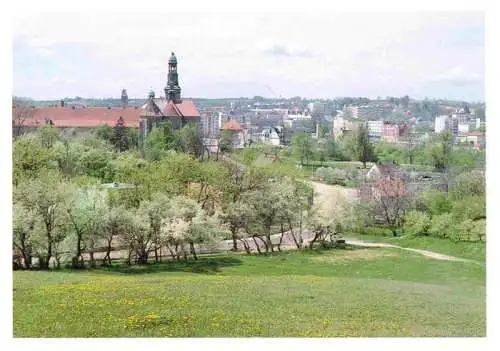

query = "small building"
[
  {"left": 260, "top": 127, "right": 281, "bottom": 146},
  {"left": 382, "top": 122, "right": 409, "bottom": 143},
  {"left": 221, "top": 120, "right": 246, "bottom": 149}
]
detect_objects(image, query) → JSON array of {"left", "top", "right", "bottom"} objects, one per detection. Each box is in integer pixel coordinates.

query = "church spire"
[{"left": 165, "top": 52, "right": 181, "bottom": 102}]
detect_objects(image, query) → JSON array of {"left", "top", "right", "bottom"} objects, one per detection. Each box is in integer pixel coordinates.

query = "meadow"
[{"left": 13, "top": 246, "right": 485, "bottom": 337}]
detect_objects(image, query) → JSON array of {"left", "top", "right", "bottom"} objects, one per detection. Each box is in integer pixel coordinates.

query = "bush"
[
  {"left": 416, "top": 190, "right": 453, "bottom": 216},
  {"left": 449, "top": 170, "right": 485, "bottom": 200},
  {"left": 315, "top": 167, "right": 352, "bottom": 186},
  {"left": 451, "top": 196, "right": 485, "bottom": 222},
  {"left": 403, "top": 211, "right": 431, "bottom": 237},
  {"left": 429, "top": 213, "right": 455, "bottom": 239},
  {"left": 450, "top": 219, "right": 475, "bottom": 242},
  {"left": 340, "top": 201, "right": 376, "bottom": 234}
]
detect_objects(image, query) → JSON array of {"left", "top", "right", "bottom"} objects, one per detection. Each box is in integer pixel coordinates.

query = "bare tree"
[
  {"left": 372, "top": 175, "right": 409, "bottom": 236},
  {"left": 12, "top": 103, "right": 37, "bottom": 139}
]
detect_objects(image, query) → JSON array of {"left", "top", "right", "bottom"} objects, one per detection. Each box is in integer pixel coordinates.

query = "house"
[
  {"left": 260, "top": 127, "right": 281, "bottom": 146},
  {"left": 221, "top": 120, "right": 246, "bottom": 149},
  {"left": 360, "top": 163, "right": 407, "bottom": 201}
]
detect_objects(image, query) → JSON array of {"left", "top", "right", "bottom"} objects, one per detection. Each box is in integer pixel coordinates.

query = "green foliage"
[
  {"left": 314, "top": 167, "right": 357, "bottom": 186},
  {"left": 403, "top": 211, "right": 431, "bottom": 236},
  {"left": 429, "top": 213, "right": 455, "bottom": 239},
  {"left": 451, "top": 196, "right": 486, "bottom": 222},
  {"left": 430, "top": 132, "right": 453, "bottom": 172},
  {"left": 291, "top": 133, "right": 313, "bottom": 165},
  {"left": 373, "top": 142, "right": 405, "bottom": 165},
  {"left": 219, "top": 130, "right": 234, "bottom": 153},
  {"left": 93, "top": 124, "right": 114, "bottom": 142},
  {"left": 345, "top": 124, "right": 376, "bottom": 167},
  {"left": 175, "top": 123, "right": 205, "bottom": 158},
  {"left": 13, "top": 135, "right": 56, "bottom": 184},
  {"left": 325, "top": 139, "right": 348, "bottom": 161},
  {"left": 449, "top": 170, "right": 485, "bottom": 200},
  {"left": 416, "top": 191, "right": 453, "bottom": 216}
]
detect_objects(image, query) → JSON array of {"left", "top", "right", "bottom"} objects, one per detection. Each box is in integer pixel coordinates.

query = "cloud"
[
  {"left": 430, "top": 66, "right": 482, "bottom": 86},
  {"left": 51, "top": 76, "right": 75, "bottom": 85},
  {"left": 12, "top": 12, "right": 485, "bottom": 101},
  {"left": 262, "top": 44, "right": 313, "bottom": 58}
]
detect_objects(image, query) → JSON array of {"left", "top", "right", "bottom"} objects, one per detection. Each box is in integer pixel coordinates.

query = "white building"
[
  {"left": 434, "top": 115, "right": 449, "bottom": 133},
  {"left": 367, "top": 120, "right": 383, "bottom": 136},
  {"left": 308, "top": 102, "right": 326, "bottom": 115},
  {"left": 458, "top": 123, "right": 470, "bottom": 134},
  {"left": 260, "top": 127, "right": 281, "bottom": 146}
]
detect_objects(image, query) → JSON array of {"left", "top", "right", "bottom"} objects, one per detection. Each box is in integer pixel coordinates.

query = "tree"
[
  {"left": 348, "top": 124, "right": 375, "bottom": 168},
  {"left": 12, "top": 104, "right": 36, "bottom": 139},
  {"left": 449, "top": 170, "right": 485, "bottom": 200},
  {"left": 404, "top": 133, "right": 419, "bottom": 165},
  {"left": 176, "top": 123, "right": 205, "bottom": 159},
  {"left": 430, "top": 132, "right": 453, "bottom": 172},
  {"left": 219, "top": 130, "right": 235, "bottom": 153},
  {"left": 13, "top": 203, "right": 36, "bottom": 269},
  {"left": 65, "top": 187, "right": 108, "bottom": 268},
  {"left": 37, "top": 125, "right": 60, "bottom": 149},
  {"left": 94, "top": 124, "right": 114, "bottom": 143},
  {"left": 13, "top": 135, "right": 55, "bottom": 184},
  {"left": 291, "top": 133, "right": 313, "bottom": 165},
  {"left": 112, "top": 117, "right": 129, "bottom": 152},
  {"left": 101, "top": 206, "right": 130, "bottom": 266},
  {"left": 403, "top": 211, "right": 431, "bottom": 236},
  {"left": 372, "top": 174, "right": 408, "bottom": 236},
  {"left": 14, "top": 171, "right": 71, "bottom": 269}
]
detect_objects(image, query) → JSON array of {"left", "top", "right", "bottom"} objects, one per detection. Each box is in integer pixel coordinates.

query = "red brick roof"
[
  {"left": 163, "top": 100, "right": 200, "bottom": 118},
  {"left": 13, "top": 107, "right": 141, "bottom": 128},
  {"left": 222, "top": 120, "right": 242, "bottom": 131},
  {"left": 13, "top": 100, "right": 200, "bottom": 129}
]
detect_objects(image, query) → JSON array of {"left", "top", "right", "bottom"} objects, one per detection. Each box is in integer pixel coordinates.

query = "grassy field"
[{"left": 13, "top": 246, "right": 485, "bottom": 337}]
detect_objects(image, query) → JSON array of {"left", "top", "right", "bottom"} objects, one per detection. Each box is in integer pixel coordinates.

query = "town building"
[
  {"left": 382, "top": 122, "right": 409, "bottom": 143},
  {"left": 221, "top": 120, "right": 247, "bottom": 149},
  {"left": 138, "top": 52, "right": 200, "bottom": 150},
  {"left": 12, "top": 52, "right": 201, "bottom": 152},
  {"left": 434, "top": 115, "right": 459, "bottom": 136},
  {"left": 367, "top": 120, "right": 383, "bottom": 140}
]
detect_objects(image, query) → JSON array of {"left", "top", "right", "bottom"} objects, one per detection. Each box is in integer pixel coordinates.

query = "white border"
[{"left": 3, "top": 0, "right": 496, "bottom": 350}]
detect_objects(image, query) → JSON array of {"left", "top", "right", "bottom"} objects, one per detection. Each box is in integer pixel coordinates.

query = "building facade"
[
  {"left": 138, "top": 52, "right": 201, "bottom": 151},
  {"left": 382, "top": 122, "right": 409, "bottom": 143}
]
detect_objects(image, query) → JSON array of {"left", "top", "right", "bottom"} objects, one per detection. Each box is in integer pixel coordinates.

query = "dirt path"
[
  {"left": 307, "top": 181, "right": 482, "bottom": 265},
  {"left": 344, "top": 239, "right": 482, "bottom": 265}
]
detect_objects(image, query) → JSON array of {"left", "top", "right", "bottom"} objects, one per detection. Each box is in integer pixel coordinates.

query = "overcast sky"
[{"left": 12, "top": 12, "right": 484, "bottom": 101}]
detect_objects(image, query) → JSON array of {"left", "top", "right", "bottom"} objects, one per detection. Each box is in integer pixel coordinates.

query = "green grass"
[
  {"left": 346, "top": 233, "right": 486, "bottom": 262},
  {"left": 14, "top": 247, "right": 485, "bottom": 337}
]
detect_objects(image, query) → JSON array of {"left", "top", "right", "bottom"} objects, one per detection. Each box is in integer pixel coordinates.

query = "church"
[
  {"left": 12, "top": 52, "right": 200, "bottom": 151},
  {"left": 138, "top": 52, "right": 201, "bottom": 149}
]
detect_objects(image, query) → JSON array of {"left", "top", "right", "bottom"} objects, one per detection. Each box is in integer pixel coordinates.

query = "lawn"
[{"left": 13, "top": 246, "right": 485, "bottom": 337}]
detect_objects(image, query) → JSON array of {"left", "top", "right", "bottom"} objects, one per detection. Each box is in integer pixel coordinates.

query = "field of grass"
[
  {"left": 13, "top": 246, "right": 485, "bottom": 337},
  {"left": 346, "top": 233, "right": 486, "bottom": 262}
]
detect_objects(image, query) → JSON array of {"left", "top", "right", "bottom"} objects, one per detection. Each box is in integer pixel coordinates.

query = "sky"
[{"left": 12, "top": 12, "right": 484, "bottom": 101}]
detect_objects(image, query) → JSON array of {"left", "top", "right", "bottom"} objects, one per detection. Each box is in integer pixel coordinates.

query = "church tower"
[{"left": 165, "top": 52, "right": 182, "bottom": 102}]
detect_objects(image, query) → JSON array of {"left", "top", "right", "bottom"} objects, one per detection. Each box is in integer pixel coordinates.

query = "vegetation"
[{"left": 13, "top": 248, "right": 485, "bottom": 337}]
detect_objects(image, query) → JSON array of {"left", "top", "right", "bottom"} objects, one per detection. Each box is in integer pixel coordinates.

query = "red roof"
[
  {"left": 222, "top": 120, "right": 242, "bottom": 131},
  {"left": 163, "top": 100, "right": 200, "bottom": 118},
  {"left": 13, "top": 107, "right": 141, "bottom": 128}
]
